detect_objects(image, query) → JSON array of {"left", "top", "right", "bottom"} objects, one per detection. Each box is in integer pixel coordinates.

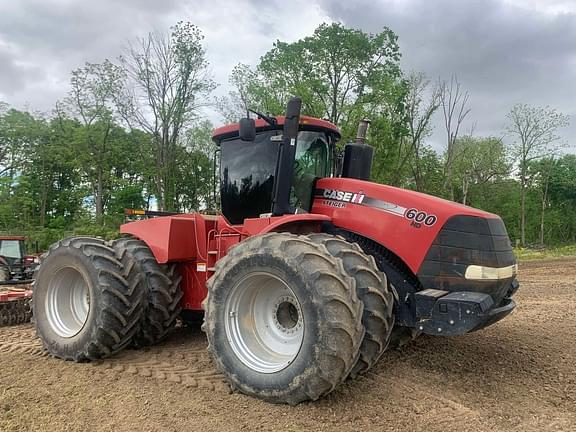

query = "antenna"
[{"left": 248, "top": 109, "right": 277, "bottom": 126}]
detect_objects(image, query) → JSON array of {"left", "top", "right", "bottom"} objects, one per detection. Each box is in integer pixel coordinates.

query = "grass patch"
[{"left": 514, "top": 244, "right": 576, "bottom": 261}]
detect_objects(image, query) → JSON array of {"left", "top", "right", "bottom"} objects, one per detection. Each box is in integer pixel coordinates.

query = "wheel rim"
[
  {"left": 45, "top": 266, "right": 90, "bottom": 338},
  {"left": 225, "top": 272, "right": 304, "bottom": 373}
]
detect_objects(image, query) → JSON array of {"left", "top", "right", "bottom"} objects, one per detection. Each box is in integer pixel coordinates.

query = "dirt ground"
[{"left": 0, "top": 259, "right": 575, "bottom": 432}]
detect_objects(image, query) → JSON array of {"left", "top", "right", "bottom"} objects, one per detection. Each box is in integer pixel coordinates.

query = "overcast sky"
[{"left": 0, "top": 0, "right": 574, "bottom": 149}]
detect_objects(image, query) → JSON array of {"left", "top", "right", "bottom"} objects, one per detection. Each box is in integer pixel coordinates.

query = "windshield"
[
  {"left": 220, "top": 131, "right": 279, "bottom": 224},
  {"left": 0, "top": 240, "right": 23, "bottom": 259},
  {"left": 218, "top": 129, "right": 332, "bottom": 224}
]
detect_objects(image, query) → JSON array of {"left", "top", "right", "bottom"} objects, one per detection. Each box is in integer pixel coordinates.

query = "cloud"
[
  {"left": 0, "top": 0, "right": 188, "bottom": 111},
  {"left": 318, "top": 0, "right": 576, "bottom": 148},
  {"left": 0, "top": 43, "right": 42, "bottom": 96},
  {"left": 0, "top": 0, "right": 573, "bottom": 148},
  {"left": 0, "top": 0, "right": 329, "bottom": 123}
]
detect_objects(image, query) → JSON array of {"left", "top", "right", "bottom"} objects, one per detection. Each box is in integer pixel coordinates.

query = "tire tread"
[
  {"left": 307, "top": 233, "right": 395, "bottom": 377},
  {"left": 33, "top": 236, "right": 144, "bottom": 361},
  {"left": 113, "top": 237, "right": 183, "bottom": 347}
]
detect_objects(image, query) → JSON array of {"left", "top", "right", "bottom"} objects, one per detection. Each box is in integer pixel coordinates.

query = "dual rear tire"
[
  {"left": 33, "top": 236, "right": 181, "bottom": 361},
  {"left": 203, "top": 233, "right": 395, "bottom": 404}
]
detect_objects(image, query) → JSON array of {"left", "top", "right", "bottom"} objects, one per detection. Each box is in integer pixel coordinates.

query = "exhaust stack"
[
  {"left": 341, "top": 119, "right": 374, "bottom": 181},
  {"left": 355, "top": 119, "right": 371, "bottom": 145}
]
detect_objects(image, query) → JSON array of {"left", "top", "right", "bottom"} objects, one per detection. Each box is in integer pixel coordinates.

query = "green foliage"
[
  {"left": 221, "top": 23, "right": 405, "bottom": 128},
  {"left": 0, "top": 105, "right": 218, "bottom": 250},
  {"left": 451, "top": 136, "right": 510, "bottom": 205},
  {"left": 221, "top": 22, "right": 410, "bottom": 187}
]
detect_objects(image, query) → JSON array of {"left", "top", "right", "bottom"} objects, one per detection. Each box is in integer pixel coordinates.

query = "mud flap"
[{"left": 414, "top": 289, "right": 516, "bottom": 336}]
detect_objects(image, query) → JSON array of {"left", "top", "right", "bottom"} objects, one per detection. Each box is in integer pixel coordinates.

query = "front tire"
[
  {"left": 203, "top": 233, "right": 364, "bottom": 404},
  {"left": 33, "top": 237, "right": 144, "bottom": 361},
  {"left": 308, "top": 234, "right": 395, "bottom": 377}
]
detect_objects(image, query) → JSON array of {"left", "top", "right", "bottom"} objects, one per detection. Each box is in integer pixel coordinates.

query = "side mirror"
[{"left": 239, "top": 118, "right": 256, "bottom": 141}]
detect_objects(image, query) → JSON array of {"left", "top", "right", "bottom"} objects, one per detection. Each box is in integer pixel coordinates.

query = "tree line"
[{"left": 0, "top": 22, "right": 572, "bottom": 249}]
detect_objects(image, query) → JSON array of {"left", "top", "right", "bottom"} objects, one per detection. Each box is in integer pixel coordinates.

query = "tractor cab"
[
  {"left": 0, "top": 236, "right": 37, "bottom": 283},
  {"left": 212, "top": 101, "right": 341, "bottom": 225}
]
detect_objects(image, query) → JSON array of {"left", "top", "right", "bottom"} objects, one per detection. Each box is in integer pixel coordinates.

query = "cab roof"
[{"left": 212, "top": 115, "right": 341, "bottom": 143}]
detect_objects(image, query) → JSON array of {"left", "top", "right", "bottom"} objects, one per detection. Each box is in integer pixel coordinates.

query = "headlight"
[{"left": 465, "top": 264, "right": 517, "bottom": 280}]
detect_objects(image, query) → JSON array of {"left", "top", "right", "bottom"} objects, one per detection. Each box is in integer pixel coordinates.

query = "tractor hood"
[{"left": 311, "top": 177, "right": 513, "bottom": 275}]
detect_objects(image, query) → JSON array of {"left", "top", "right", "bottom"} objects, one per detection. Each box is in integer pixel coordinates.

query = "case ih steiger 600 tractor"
[{"left": 33, "top": 98, "right": 519, "bottom": 404}]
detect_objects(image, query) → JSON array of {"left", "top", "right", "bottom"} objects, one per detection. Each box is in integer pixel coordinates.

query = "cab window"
[
  {"left": 290, "top": 131, "right": 330, "bottom": 210},
  {"left": 0, "top": 240, "right": 22, "bottom": 259}
]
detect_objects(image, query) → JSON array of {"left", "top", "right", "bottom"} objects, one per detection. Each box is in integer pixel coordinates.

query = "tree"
[
  {"left": 506, "top": 104, "right": 569, "bottom": 246},
  {"left": 117, "top": 21, "right": 215, "bottom": 210},
  {"left": 175, "top": 120, "right": 218, "bottom": 212},
  {"left": 222, "top": 23, "right": 404, "bottom": 133},
  {"left": 215, "top": 63, "right": 260, "bottom": 123},
  {"left": 451, "top": 136, "right": 510, "bottom": 205},
  {"left": 523, "top": 155, "right": 576, "bottom": 245},
  {"left": 439, "top": 75, "right": 471, "bottom": 201},
  {"left": 0, "top": 108, "right": 86, "bottom": 232},
  {"left": 64, "top": 61, "right": 124, "bottom": 219},
  {"left": 0, "top": 109, "right": 41, "bottom": 177},
  {"left": 404, "top": 72, "right": 441, "bottom": 191},
  {"left": 526, "top": 157, "right": 556, "bottom": 245},
  {"left": 219, "top": 23, "right": 410, "bottom": 186},
  {"left": 0, "top": 109, "right": 46, "bottom": 228}
]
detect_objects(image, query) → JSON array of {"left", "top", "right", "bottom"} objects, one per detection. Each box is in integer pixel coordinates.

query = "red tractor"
[
  {"left": 0, "top": 236, "right": 35, "bottom": 326},
  {"left": 0, "top": 236, "right": 38, "bottom": 283},
  {"left": 33, "top": 98, "right": 518, "bottom": 404}
]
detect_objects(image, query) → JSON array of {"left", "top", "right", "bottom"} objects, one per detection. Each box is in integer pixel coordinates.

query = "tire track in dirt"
[
  {"left": 0, "top": 324, "right": 48, "bottom": 357},
  {"left": 93, "top": 346, "right": 229, "bottom": 393},
  {"left": 0, "top": 324, "right": 230, "bottom": 394},
  {"left": 366, "top": 369, "right": 486, "bottom": 428},
  {"left": 395, "top": 378, "right": 480, "bottom": 420}
]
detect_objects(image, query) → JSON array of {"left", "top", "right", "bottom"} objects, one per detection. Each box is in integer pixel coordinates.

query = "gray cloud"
[
  {"left": 0, "top": 0, "right": 327, "bottom": 117},
  {"left": 0, "top": 0, "right": 183, "bottom": 55},
  {"left": 0, "top": 46, "right": 34, "bottom": 95},
  {"left": 0, "top": 0, "right": 187, "bottom": 110},
  {"left": 318, "top": 0, "right": 576, "bottom": 147},
  {"left": 0, "top": 0, "right": 573, "bottom": 149}
]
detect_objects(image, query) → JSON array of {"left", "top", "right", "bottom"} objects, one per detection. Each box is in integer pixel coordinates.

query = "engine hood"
[{"left": 312, "top": 177, "right": 506, "bottom": 273}]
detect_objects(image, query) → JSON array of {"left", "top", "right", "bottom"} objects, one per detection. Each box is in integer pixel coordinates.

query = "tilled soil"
[{"left": 0, "top": 259, "right": 575, "bottom": 432}]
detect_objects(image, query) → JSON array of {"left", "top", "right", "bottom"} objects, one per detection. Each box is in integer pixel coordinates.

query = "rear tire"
[
  {"left": 308, "top": 234, "right": 395, "bottom": 377},
  {"left": 113, "top": 237, "right": 183, "bottom": 347},
  {"left": 203, "top": 233, "right": 364, "bottom": 404},
  {"left": 33, "top": 237, "right": 144, "bottom": 361}
]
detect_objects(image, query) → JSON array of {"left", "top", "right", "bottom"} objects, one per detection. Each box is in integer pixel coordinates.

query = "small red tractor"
[
  {"left": 0, "top": 236, "right": 37, "bottom": 283},
  {"left": 0, "top": 236, "right": 36, "bottom": 326},
  {"left": 33, "top": 98, "right": 518, "bottom": 404}
]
